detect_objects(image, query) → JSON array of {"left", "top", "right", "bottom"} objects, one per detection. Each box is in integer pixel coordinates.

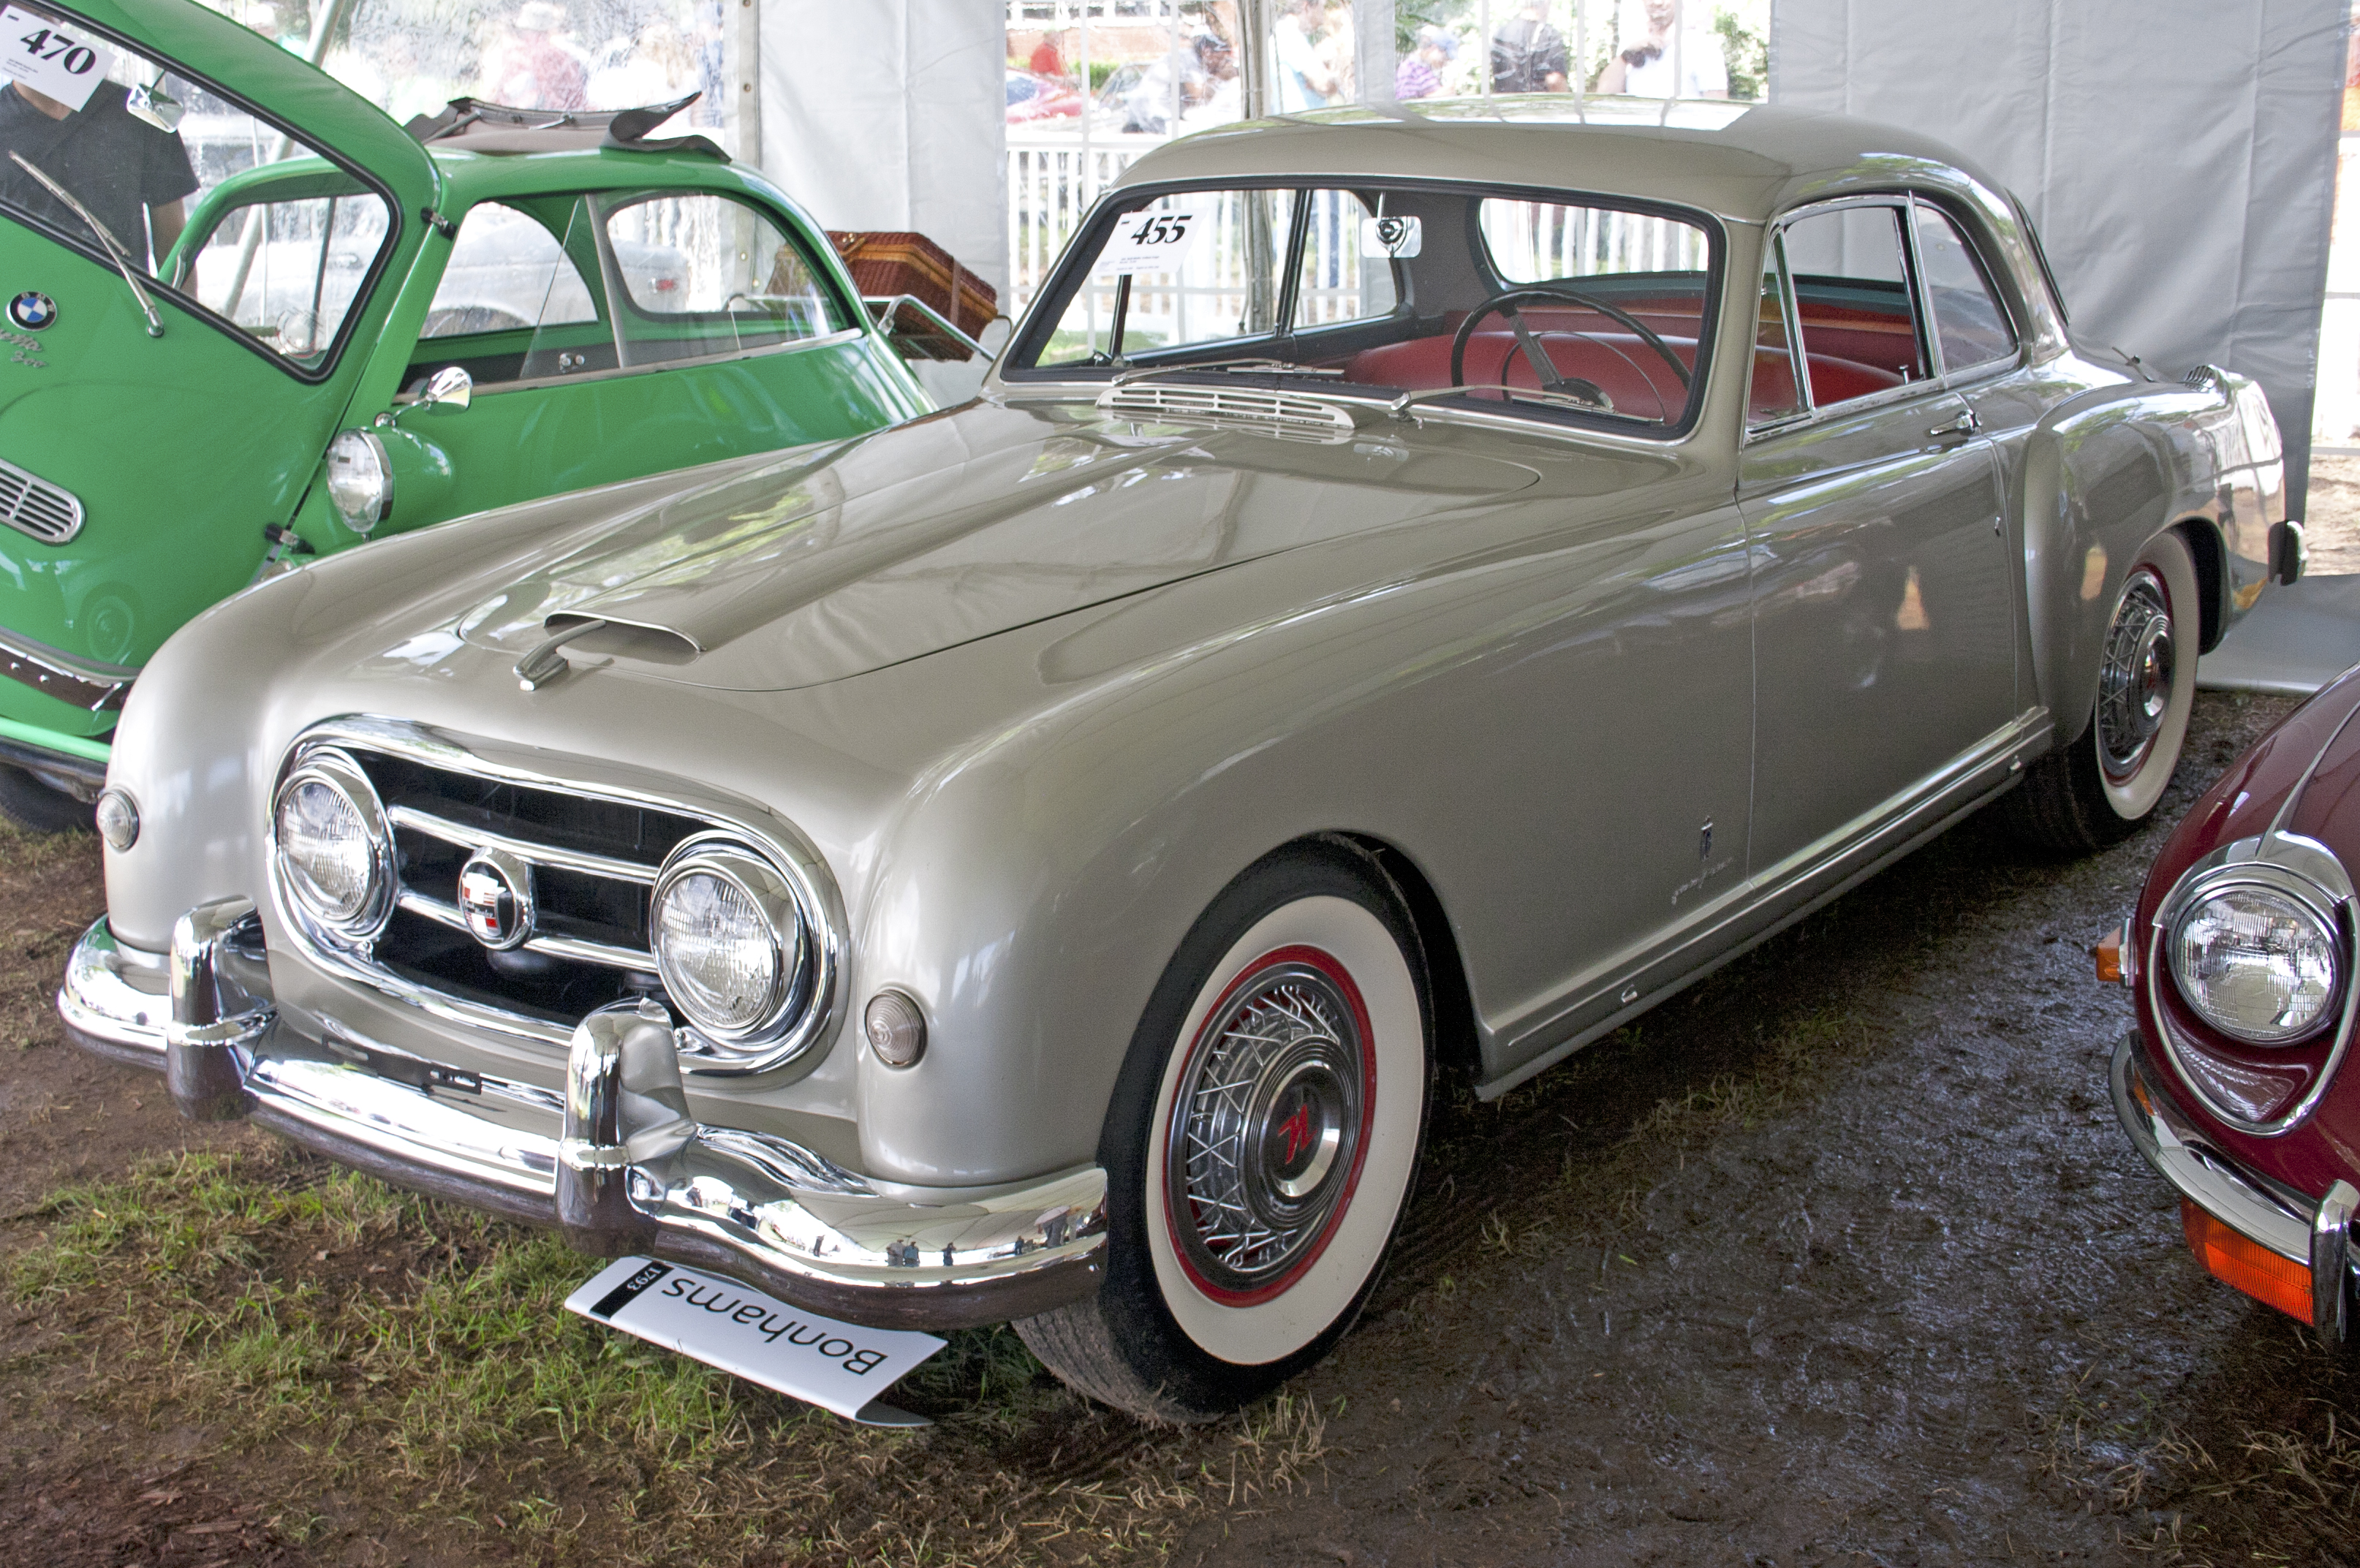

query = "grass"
[{"left": 3, "top": 1137, "right": 1335, "bottom": 1564}]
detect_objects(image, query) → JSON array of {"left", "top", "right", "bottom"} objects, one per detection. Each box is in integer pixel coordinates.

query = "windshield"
[
  {"left": 0, "top": 0, "right": 394, "bottom": 373},
  {"left": 1007, "top": 180, "right": 1718, "bottom": 434}
]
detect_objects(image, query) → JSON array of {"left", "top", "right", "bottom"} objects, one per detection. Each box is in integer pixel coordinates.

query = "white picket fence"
[{"left": 1005, "top": 130, "right": 1160, "bottom": 319}]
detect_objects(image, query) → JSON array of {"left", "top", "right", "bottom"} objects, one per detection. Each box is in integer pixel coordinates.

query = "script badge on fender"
[
  {"left": 564, "top": 1257, "right": 946, "bottom": 1425},
  {"left": 7, "top": 292, "right": 55, "bottom": 330}
]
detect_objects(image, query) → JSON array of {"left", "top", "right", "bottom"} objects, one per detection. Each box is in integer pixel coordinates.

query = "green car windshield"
[{"left": 0, "top": 0, "right": 393, "bottom": 373}]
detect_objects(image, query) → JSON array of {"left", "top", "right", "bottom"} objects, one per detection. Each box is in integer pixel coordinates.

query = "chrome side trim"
[
  {"left": 1484, "top": 708, "right": 2051, "bottom": 1093},
  {"left": 0, "top": 453, "right": 84, "bottom": 544},
  {"left": 2317, "top": 1180, "right": 2358, "bottom": 1339},
  {"left": 0, "top": 623, "right": 135, "bottom": 713},
  {"left": 61, "top": 916, "right": 1105, "bottom": 1330},
  {"left": 274, "top": 717, "right": 846, "bottom": 1075}
]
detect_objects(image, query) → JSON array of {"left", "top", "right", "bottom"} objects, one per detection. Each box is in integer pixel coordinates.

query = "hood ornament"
[{"left": 514, "top": 618, "right": 609, "bottom": 691}]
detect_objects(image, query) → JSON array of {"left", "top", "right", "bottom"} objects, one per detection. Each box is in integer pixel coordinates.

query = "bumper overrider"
[
  {"left": 2111, "top": 1031, "right": 2359, "bottom": 1339},
  {"left": 60, "top": 898, "right": 1108, "bottom": 1331}
]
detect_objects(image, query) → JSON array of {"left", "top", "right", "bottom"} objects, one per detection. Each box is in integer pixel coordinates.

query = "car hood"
[{"left": 451, "top": 397, "right": 1545, "bottom": 692}]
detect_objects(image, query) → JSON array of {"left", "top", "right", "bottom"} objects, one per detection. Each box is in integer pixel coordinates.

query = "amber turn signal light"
[
  {"left": 2095, "top": 920, "right": 2130, "bottom": 985},
  {"left": 2182, "top": 1200, "right": 2311, "bottom": 1322}
]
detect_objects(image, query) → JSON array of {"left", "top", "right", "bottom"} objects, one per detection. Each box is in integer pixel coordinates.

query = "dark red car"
[{"left": 2110, "top": 667, "right": 2360, "bottom": 1338}]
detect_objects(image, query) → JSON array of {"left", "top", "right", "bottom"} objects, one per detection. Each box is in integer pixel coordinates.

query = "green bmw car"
[{"left": 0, "top": 0, "right": 931, "bottom": 827}]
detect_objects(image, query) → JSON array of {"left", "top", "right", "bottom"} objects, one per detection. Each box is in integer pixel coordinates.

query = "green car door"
[
  {"left": 294, "top": 174, "right": 929, "bottom": 547},
  {"left": 0, "top": 0, "right": 432, "bottom": 804}
]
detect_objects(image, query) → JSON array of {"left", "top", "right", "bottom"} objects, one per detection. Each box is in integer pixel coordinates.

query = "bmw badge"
[{"left": 7, "top": 292, "right": 56, "bottom": 331}]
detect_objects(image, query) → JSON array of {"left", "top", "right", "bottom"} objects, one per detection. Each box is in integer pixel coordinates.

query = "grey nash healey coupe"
[{"left": 61, "top": 97, "right": 2296, "bottom": 1422}]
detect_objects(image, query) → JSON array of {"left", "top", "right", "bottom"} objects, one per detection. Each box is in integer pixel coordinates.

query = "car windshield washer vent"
[
  {"left": 1097, "top": 384, "right": 1355, "bottom": 444},
  {"left": 0, "top": 456, "right": 83, "bottom": 544}
]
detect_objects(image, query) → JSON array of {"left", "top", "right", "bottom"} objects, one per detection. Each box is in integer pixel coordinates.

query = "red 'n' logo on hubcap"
[{"left": 1278, "top": 1102, "right": 1312, "bottom": 1165}]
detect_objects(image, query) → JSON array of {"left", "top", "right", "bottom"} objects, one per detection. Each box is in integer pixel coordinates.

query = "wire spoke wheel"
[
  {"left": 1166, "top": 952, "right": 1373, "bottom": 1303},
  {"left": 2097, "top": 565, "right": 2176, "bottom": 784}
]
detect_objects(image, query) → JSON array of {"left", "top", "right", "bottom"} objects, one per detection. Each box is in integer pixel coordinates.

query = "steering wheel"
[{"left": 1448, "top": 284, "right": 1693, "bottom": 405}]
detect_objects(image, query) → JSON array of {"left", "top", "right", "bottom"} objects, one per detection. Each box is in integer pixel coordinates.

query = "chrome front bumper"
[
  {"left": 59, "top": 904, "right": 1107, "bottom": 1330},
  {"left": 2111, "top": 1032, "right": 2356, "bottom": 1338}
]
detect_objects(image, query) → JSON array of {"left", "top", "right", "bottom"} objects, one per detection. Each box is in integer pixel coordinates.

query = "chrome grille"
[
  {"left": 0, "top": 455, "right": 83, "bottom": 543},
  {"left": 270, "top": 721, "right": 841, "bottom": 1074},
  {"left": 1097, "top": 384, "right": 1356, "bottom": 443}
]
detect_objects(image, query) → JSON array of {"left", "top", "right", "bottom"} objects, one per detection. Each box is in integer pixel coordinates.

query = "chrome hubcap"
[
  {"left": 2098, "top": 567, "right": 2175, "bottom": 781},
  {"left": 1168, "top": 959, "right": 1366, "bottom": 1295}
]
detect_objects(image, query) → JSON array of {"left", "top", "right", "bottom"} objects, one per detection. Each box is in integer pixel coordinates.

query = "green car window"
[
  {"left": 599, "top": 191, "right": 849, "bottom": 368},
  {"left": 0, "top": 0, "right": 393, "bottom": 374},
  {"left": 421, "top": 200, "right": 597, "bottom": 341}
]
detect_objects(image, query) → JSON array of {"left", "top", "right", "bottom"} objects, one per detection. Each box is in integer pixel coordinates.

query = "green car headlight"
[{"left": 324, "top": 430, "right": 391, "bottom": 532}]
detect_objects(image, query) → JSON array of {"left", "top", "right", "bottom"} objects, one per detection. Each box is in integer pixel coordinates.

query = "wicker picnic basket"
[{"left": 825, "top": 231, "right": 999, "bottom": 361}]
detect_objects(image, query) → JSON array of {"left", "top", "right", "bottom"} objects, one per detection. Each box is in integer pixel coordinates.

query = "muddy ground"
[{"left": 7, "top": 689, "right": 2359, "bottom": 1567}]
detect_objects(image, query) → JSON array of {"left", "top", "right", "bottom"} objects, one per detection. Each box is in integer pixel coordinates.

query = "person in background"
[
  {"left": 1315, "top": 1, "right": 1354, "bottom": 102},
  {"left": 1394, "top": 25, "right": 1456, "bottom": 100},
  {"left": 0, "top": 78, "right": 195, "bottom": 271},
  {"left": 1597, "top": 0, "right": 1728, "bottom": 99},
  {"left": 1029, "top": 37, "right": 1064, "bottom": 80},
  {"left": 485, "top": 1, "right": 589, "bottom": 110},
  {"left": 1490, "top": 1, "right": 1567, "bottom": 94},
  {"left": 1274, "top": 0, "right": 1336, "bottom": 111}
]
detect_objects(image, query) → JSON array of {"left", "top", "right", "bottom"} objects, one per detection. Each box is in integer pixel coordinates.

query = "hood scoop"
[
  {"left": 1097, "top": 383, "right": 1356, "bottom": 444},
  {"left": 514, "top": 615, "right": 702, "bottom": 690}
]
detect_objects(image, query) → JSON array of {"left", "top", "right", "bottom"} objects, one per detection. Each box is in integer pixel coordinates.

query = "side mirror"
[
  {"left": 125, "top": 82, "right": 183, "bottom": 133},
  {"left": 419, "top": 365, "right": 472, "bottom": 412}
]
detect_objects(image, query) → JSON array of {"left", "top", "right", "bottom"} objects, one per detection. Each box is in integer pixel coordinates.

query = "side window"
[
  {"left": 421, "top": 202, "right": 597, "bottom": 340},
  {"left": 183, "top": 185, "right": 390, "bottom": 364},
  {"left": 1294, "top": 189, "right": 1399, "bottom": 330},
  {"left": 1748, "top": 233, "right": 1803, "bottom": 425},
  {"left": 1038, "top": 188, "right": 1297, "bottom": 366},
  {"left": 1910, "top": 203, "right": 2018, "bottom": 375},
  {"left": 1776, "top": 205, "right": 1927, "bottom": 410},
  {"left": 600, "top": 193, "right": 850, "bottom": 366}
]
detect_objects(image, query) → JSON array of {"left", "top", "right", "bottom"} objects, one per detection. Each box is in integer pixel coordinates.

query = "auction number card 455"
[
  {"left": 1, "top": 5, "right": 104, "bottom": 113},
  {"left": 1098, "top": 207, "right": 1200, "bottom": 277}
]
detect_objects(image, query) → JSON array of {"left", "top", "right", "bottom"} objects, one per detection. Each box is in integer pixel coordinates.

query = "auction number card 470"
[
  {"left": 1, "top": 5, "right": 105, "bottom": 113},
  {"left": 564, "top": 1257, "right": 945, "bottom": 1425}
]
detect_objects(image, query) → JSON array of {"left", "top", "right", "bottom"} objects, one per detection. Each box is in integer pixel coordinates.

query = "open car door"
[{"left": 0, "top": 0, "right": 433, "bottom": 768}]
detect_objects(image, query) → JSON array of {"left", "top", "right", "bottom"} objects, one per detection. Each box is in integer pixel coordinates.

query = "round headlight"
[
  {"left": 649, "top": 842, "right": 804, "bottom": 1044},
  {"left": 93, "top": 787, "right": 137, "bottom": 852},
  {"left": 324, "top": 429, "right": 391, "bottom": 532},
  {"left": 2170, "top": 882, "right": 2342, "bottom": 1045},
  {"left": 273, "top": 751, "right": 390, "bottom": 935}
]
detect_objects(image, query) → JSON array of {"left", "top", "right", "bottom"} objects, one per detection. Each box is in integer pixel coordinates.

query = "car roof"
[{"left": 1115, "top": 97, "right": 2008, "bottom": 227}]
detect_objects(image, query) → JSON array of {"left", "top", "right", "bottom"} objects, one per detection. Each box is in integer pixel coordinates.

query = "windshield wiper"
[
  {"left": 1109, "top": 357, "right": 1344, "bottom": 387},
  {"left": 9, "top": 153, "right": 162, "bottom": 338},
  {"left": 1387, "top": 382, "right": 1625, "bottom": 419}
]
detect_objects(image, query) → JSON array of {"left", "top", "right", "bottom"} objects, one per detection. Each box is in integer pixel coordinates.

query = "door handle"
[{"left": 1928, "top": 409, "right": 1980, "bottom": 440}]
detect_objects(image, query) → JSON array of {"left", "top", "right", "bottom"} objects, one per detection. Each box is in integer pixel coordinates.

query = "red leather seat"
[{"left": 1346, "top": 330, "right": 1905, "bottom": 423}]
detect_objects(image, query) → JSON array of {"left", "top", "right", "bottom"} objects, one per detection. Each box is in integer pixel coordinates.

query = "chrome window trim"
[
  {"left": 421, "top": 325, "right": 869, "bottom": 399},
  {"left": 1741, "top": 190, "right": 2033, "bottom": 447},
  {"left": 0, "top": 619, "right": 134, "bottom": 711},
  {"left": 269, "top": 716, "right": 847, "bottom": 1078},
  {"left": 2146, "top": 829, "right": 2360, "bottom": 1136}
]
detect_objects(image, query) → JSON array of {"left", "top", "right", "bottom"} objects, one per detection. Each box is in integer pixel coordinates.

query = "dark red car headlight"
[{"left": 2168, "top": 870, "right": 2342, "bottom": 1045}]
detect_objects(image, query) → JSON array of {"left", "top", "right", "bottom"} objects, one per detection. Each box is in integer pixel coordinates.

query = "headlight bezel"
[
  {"left": 271, "top": 746, "right": 395, "bottom": 942},
  {"left": 324, "top": 429, "right": 392, "bottom": 533},
  {"left": 2166, "top": 871, "right": 2344, "bottom": 1046},
  {"left": 649, "top": 831, "right": 819, "bottom": 1063},
  {"left": 2152, "top": 828, "right": 2358, "bottom": 1135}
]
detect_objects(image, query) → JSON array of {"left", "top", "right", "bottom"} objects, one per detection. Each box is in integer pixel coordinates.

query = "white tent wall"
[
  {"left": 756, "top": 0, "right": 1008, "bottom": 404},
  {"left": 1769, "top": 0, "right": 2348, "bottom": 518}
]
